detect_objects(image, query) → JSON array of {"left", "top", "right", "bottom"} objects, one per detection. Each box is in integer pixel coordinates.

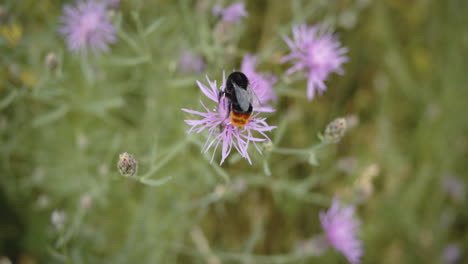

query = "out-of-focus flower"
[
  {"left": 282, "top": 24, "right": 348, "bottom": 100},
  {"left": 59, "top": 0, "right": 117, "bottom": 54},
  {"left": 117, "top": 152, "right": 138, "bottom": 177},
  {"left": 213, "top": 2, "right": 248, "bottom": 23},
  {"left": 442, "top": 244, "right": 461, "bottom": 264},
  {"left": 0, "top": 6, "right": 8, "bottom": 23},
  {"left": 182, "top": 74, "right": 276, "bottom": 165},
  {"left": 355, "top": 163, "right": 380, "bottom": 201},
  {"left": 178, "top": 51, "right": 206, "bottom": 74},
  {"left": 0, "top": 23, "right": 22, "bottom": 47},
  {"left": 79, "top": 194, "right": 93, "bottom": 209},
  {"left": 36, "top": 195, "right": 50, "bottom": 209},
  {"left": 0, "top": 256, "right": 12, "bottom": 264},
  {"left": 323, "top": 117, "right": 347, "bottom": 143},
  {"left": 320, "top": 198, "right": 362, "bottom": 264},
  {"left": 20, "top": 69, "right": 37, "bottom": 87},
  {"left": 241, "top": 54, "right": 277, "bottom": 105},
  {"left": 45, "top": 52, "right": 59, "bottom": 70},
  {"left": 443, "top": 175, "right": 465, "bottom": 201},
  {"left": 76, "top": 133, "right": 88, "bottom": 150},
  {"left": 104, "top": 0, "right": 120, "bottom": 9},
  {"left": 51, "top": 209, "right": 67, "bottom": 230}
]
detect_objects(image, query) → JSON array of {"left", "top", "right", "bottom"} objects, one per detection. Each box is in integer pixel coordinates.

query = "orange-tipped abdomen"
[{"left": 230, "top": 111, "right": 251, "bottom": 127}]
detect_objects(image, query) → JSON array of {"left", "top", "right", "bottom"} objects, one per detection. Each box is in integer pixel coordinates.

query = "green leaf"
[
  {"left": 81, "top": 98, "right": 124, "bottom": 114},
  {"left": 32, "top": 105, "right": 69, "bottom": 127},
  {"left": 144, "top": 18, "right": 164, "bottom": 37},
  {"left": 0, "top": 90, "right": 18, "bottom": 110}
]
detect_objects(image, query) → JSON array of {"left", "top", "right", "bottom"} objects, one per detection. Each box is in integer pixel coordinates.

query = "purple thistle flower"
[
  {"left": 282, "top": 24, "right": 348, "bottom": 100},
  {"left": 182, "top": 73, "right": 276, "bottom": 165},
  {"left": 241, "top": 54, "right": 277, "bottom": 105},
  {"left": 59, "top": 0, "right": 117, "bottom": 54},
  {"left": 178, "top": 51, "right": 206, "bottom": 74},
  {"left": 442, "top": 244, "right": 461, "bottom": 264},
  {"left": 320, "top": 198, "right": 362, "bottom": 264},
  {"left": 213, "top": 2, "right": 248, "bottom": 23},
  {"left": 443, "top": 175, "right": 466, "bottom": 201}
]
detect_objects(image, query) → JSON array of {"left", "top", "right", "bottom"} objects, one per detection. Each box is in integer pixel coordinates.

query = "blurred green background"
[{"left": 1, "top": 0, "right": 467, "bottom": 263}]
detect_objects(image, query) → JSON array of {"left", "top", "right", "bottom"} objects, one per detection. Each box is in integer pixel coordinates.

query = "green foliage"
[{"left": 1, "top": 0, "right": 467, "bottom": 263}]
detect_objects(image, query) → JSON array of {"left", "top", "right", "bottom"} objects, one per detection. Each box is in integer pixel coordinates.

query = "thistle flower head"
[
  {"left": 324, "top": 117, "right": 347, "bottom": 143},
  {"left": 45, "top": 52, "right": 59, "bottom": 70},
  {"left": 117, "top": 152, "right": 138, "bottom": 177},
  {"left": 59, "top": 0, "right": 117, "bottom": 54},
  {"left": 213, "top": 2, "right": 248, "bottom": 23},
  {"left": 282, "top": 24, "right": 348, "bottom": 100},
  {"left": 178, "top": 51, "right": 206, "bottom": 74},
  {"left": 442, "top": 244, "right": 461, "bottom": 264},
  {"left": 182, "top": 73, "right": 276, "bottom": 165},
  {"left": 241, "top": 54, "right": 277, "bottom": 105},
  {"left": 320, "top": 198, "right": 362, "bottom": 264},
  {"left": 443, "top": 175, "right": 466, "bottom": 201}
]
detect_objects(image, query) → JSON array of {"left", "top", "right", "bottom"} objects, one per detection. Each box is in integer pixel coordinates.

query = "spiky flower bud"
[
  {"left": 324, "top": 117, "right": 347, "bottom": 143},
  {"left": 117, "top": 152, "right": 138, "bottom": 177},
  {"left": 45, "top": 52, "right": 58, "bottom": 70}
]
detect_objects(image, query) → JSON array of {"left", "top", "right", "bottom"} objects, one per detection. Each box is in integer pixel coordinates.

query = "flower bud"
[
  {"left": 51, "top": 209, "right": 66, "bottom": 230},
  {"left": 323, "top": 117, "right": 347, "bottom": 143},
  {"left": 263, "top": 141, "right": 273, "bottom": 152},
  {"left": 44, "top": 52, "right": 58, "bottom": 70},
  {"left": 117, "top": 152, "right": 138, "bottom": 177}
]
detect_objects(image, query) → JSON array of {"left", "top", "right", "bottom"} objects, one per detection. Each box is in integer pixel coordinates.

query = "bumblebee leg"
[
  {"left": 226, "top": 103, "right": 231, "bottom": 119},
  {"left": 218, "top": 91, "right": 225, "bottom": 102}
]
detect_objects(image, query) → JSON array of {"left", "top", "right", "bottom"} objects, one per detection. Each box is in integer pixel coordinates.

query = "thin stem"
[{"left": 271, "top": 147, "right": 311, "bottom": 155}]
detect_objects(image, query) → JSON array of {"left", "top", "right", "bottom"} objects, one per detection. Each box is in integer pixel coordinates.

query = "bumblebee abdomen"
[{"left": 230, "top": 111, "right": 251, "bottom": 127}]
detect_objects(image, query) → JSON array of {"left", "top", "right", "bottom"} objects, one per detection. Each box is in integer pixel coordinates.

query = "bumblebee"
[{"left": 219, "top": 72, "right": 254, "bottom": 127}]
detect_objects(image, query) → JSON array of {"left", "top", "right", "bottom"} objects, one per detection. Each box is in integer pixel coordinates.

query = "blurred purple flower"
[
  {"left": 443, "top": 175, "right": 466, "bottom": 201},
  {"left": 320, "top": 198, "right": 362, "bottom": 264},
  {"left": 282, "top": 24, "right": 348, "bottom": 100},
  {"left": 59, "top": 0, "right": 117, "bottom": 54},
  {"left": 213, "top": 2, "right": 248, "bottom": 23},
  {"left": 442, "top": 244, "right": 461, "bottom": 264},
  {"left": 182, "top": 74, "right": 276, "bottom": 165},
  {"left": 241, "top": 54, "right": 277, "bottom": 105},
  {"left": 178, "top": 51, "right": 206, "bottom": 74},
  {"left": 104, "top": 0, "right": 120, "bottom": 8}
]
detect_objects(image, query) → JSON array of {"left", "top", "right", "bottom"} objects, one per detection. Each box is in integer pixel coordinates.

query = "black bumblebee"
[{"left": 218, "top": 72, "right": 254, "bottom": 127}]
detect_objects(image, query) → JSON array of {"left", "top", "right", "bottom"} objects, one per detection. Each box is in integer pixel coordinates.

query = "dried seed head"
[
  {"left": 117, "top": 152, "right": 138, "bottom": 177},
  {"left": 45, "top": 52, "right": 58, "bottom": 70},
  {"left": 324, "top": 117, "right": 347, "bottom": 143}
]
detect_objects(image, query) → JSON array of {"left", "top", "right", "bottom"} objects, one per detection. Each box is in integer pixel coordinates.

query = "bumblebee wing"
[
  {"left": 234, "top": 83, "right": 253, "bottom": 112},
  {"left": 249, "top": 85, "right": 262, "bottom": 108}
]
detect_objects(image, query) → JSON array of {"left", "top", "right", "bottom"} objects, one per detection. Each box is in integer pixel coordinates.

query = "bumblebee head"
[{"left": 227, "top": 71, "right": 249, "bottom": 90}]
